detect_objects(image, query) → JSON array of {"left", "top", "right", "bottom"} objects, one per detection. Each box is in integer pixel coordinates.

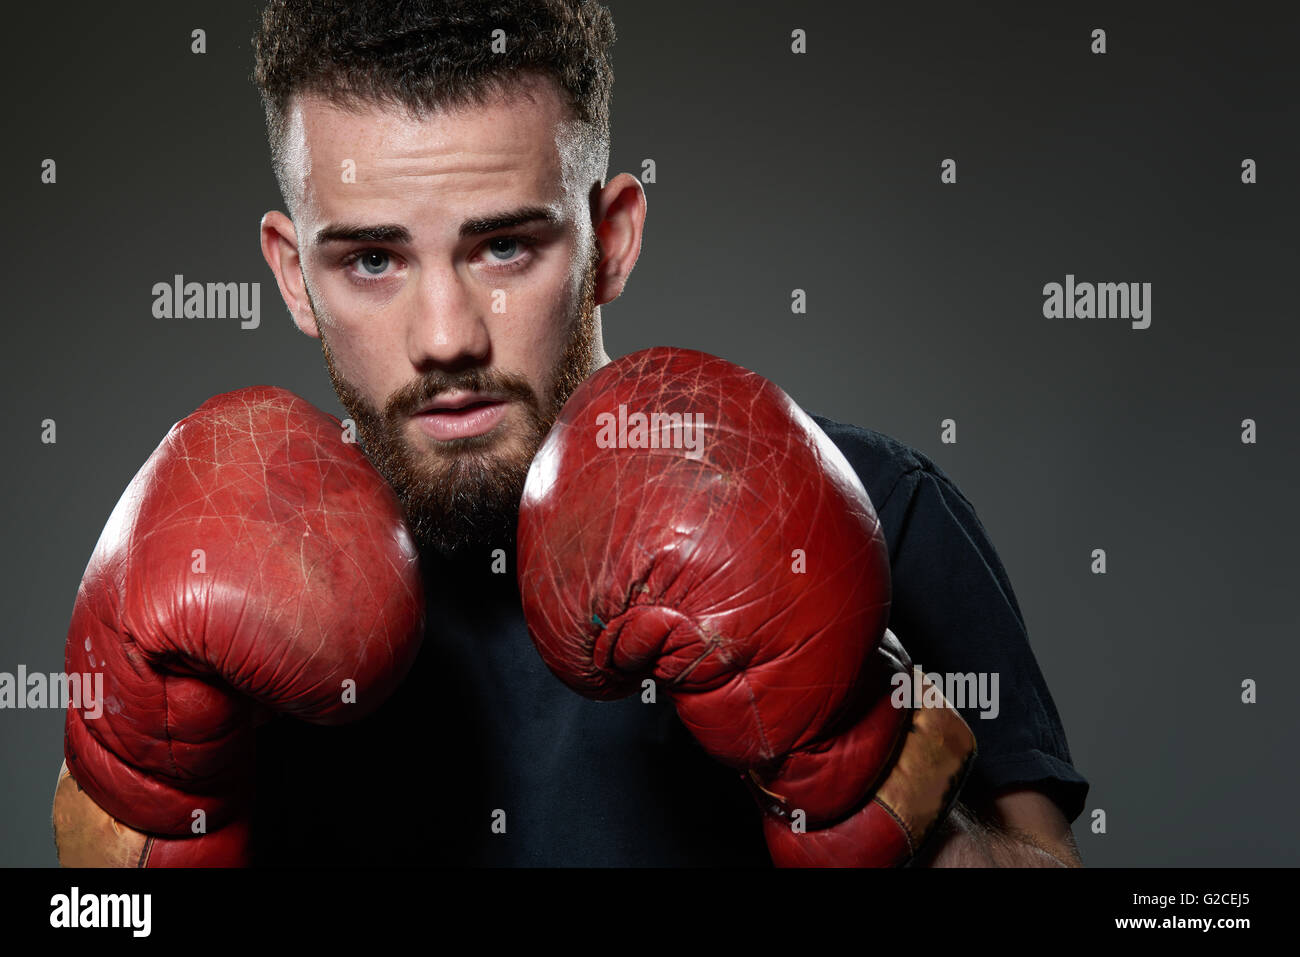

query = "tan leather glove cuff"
[{"left": 52, "top": 760, "right": 153, "bottom": 868}]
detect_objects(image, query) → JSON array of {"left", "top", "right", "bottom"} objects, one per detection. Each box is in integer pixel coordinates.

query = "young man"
[{"left": 56, "top": 0, "right": 1088, "bottom": 866}]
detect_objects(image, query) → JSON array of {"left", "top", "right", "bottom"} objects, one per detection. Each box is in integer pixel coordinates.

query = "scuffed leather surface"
[
  {"left": 747, "top": 629, "right": 913, "bottom": 825},
  {"left": 61, "top": 386, "right": 424, "bottom": 862},
  {"left": 758, "top": 662, "right": 977, "bottom": 867},
  {"left": 517, "top": 348, "right": 899, "bottom": 834}
]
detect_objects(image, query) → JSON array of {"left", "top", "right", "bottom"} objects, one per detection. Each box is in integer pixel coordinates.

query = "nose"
[{"left": 406, "top": 266, "right": 492, "bottom": 371}]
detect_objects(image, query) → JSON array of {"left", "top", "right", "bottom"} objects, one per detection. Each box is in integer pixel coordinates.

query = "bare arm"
[{"left": 917, "top": 788, "right": 1083, "bottom": 868}]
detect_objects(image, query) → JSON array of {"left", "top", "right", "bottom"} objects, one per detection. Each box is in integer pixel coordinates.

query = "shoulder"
[
  {"left": 805, "top": 410, "right": 957, "bottom": 514},
  {"left": 806, "top": 415, "right": 1090, "bottom": 825}
]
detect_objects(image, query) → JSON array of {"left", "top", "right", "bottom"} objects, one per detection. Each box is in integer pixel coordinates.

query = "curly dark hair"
[{"left": 252, "top": 0, "right": 616, "bottom": 216}]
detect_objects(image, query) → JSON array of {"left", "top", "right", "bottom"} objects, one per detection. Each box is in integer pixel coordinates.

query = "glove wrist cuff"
[{"left": 750, "top": 665, "right": 976, "bottom": 867}]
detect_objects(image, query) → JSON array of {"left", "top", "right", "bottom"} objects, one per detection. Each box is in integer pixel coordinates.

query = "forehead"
[{"left": 284, "top": 75, "right": 584, "bottom": 219}]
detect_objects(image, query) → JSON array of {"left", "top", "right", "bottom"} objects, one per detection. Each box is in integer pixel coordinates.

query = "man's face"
[{"left": 261, "top": 76, "right": 637, "bottom": 557}]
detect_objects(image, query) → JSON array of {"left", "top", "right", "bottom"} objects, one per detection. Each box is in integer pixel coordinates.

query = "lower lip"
[{"left": 414, "top": 401, "right": 508, "bottom": 441}]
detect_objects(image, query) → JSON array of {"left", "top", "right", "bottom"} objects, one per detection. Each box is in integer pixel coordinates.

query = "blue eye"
[
  {"left": 359, "top": 251, "right": 390, "bottom": 275},
  {"left": 339, "top": 249, "right": 398, "bottom": 286},
  {"left": 488, "top": 237, "right": 519, "bottom": 261},
  {"left": 480, "top": 235, "right": 540, "bottom": 273}
]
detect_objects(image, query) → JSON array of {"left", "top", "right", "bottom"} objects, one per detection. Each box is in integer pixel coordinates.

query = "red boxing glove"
[
  {"left": 517, "top": 347, "right": 974, "bottom": 866},
  {"left": 56, "top": 387, "right": 424, "bottom": 867}
]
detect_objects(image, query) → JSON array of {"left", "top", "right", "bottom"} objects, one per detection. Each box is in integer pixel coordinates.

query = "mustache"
[{"left": 383, "top": 367, "right": 540, "bottom": 420}]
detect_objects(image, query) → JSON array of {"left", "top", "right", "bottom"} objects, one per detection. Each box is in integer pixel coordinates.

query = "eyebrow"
[{"left": 314, "top": 205, "right": 563, "bottom": 246}]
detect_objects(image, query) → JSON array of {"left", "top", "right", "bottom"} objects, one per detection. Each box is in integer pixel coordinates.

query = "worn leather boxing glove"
[
  {"left": 517, "top": 347, "right": 975, "bottom": 866},
  {"left": 55, "top": 386, "right": 424, "bottom": 867}
]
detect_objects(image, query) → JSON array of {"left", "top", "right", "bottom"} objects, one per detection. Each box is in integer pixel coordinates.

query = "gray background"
[{"left": 3, "top": 1, "right": 1296, "bottom": 866}]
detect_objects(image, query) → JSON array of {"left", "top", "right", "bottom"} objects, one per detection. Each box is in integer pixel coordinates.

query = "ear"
[
  {"left": 590, "top": 172, "right": 647, "bottom": 306},
  {"left": 260, "top": 210, "right": 321, "bottom": 338}
]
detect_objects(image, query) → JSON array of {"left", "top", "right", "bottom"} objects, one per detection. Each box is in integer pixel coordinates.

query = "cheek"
[
  {"left": 498, "top": 259, "right": 582, "bottom": 364},
  {"left": 320, "top": 308, "right": 406, "bottom": 404}
]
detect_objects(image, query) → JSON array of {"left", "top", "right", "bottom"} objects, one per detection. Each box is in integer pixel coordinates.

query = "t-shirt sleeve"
[
  {"left": 808, "top": 413, "right": 1090, "bottom": 825},
  {"left": 875, "top": 463, "right": 1090, "bottom": 824}
]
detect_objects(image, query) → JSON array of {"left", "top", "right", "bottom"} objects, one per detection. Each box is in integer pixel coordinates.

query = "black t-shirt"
[
  {"left": 251, "top": 413, "right": 1088, "bottom": 865},
  {"left": 808, "top": 415, "right": 1089, "bottom": 825}
]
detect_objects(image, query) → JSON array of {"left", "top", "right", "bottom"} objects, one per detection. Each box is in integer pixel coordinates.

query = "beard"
[{"left": 314, "top": 240, "right": 601, "bottom": 560}]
